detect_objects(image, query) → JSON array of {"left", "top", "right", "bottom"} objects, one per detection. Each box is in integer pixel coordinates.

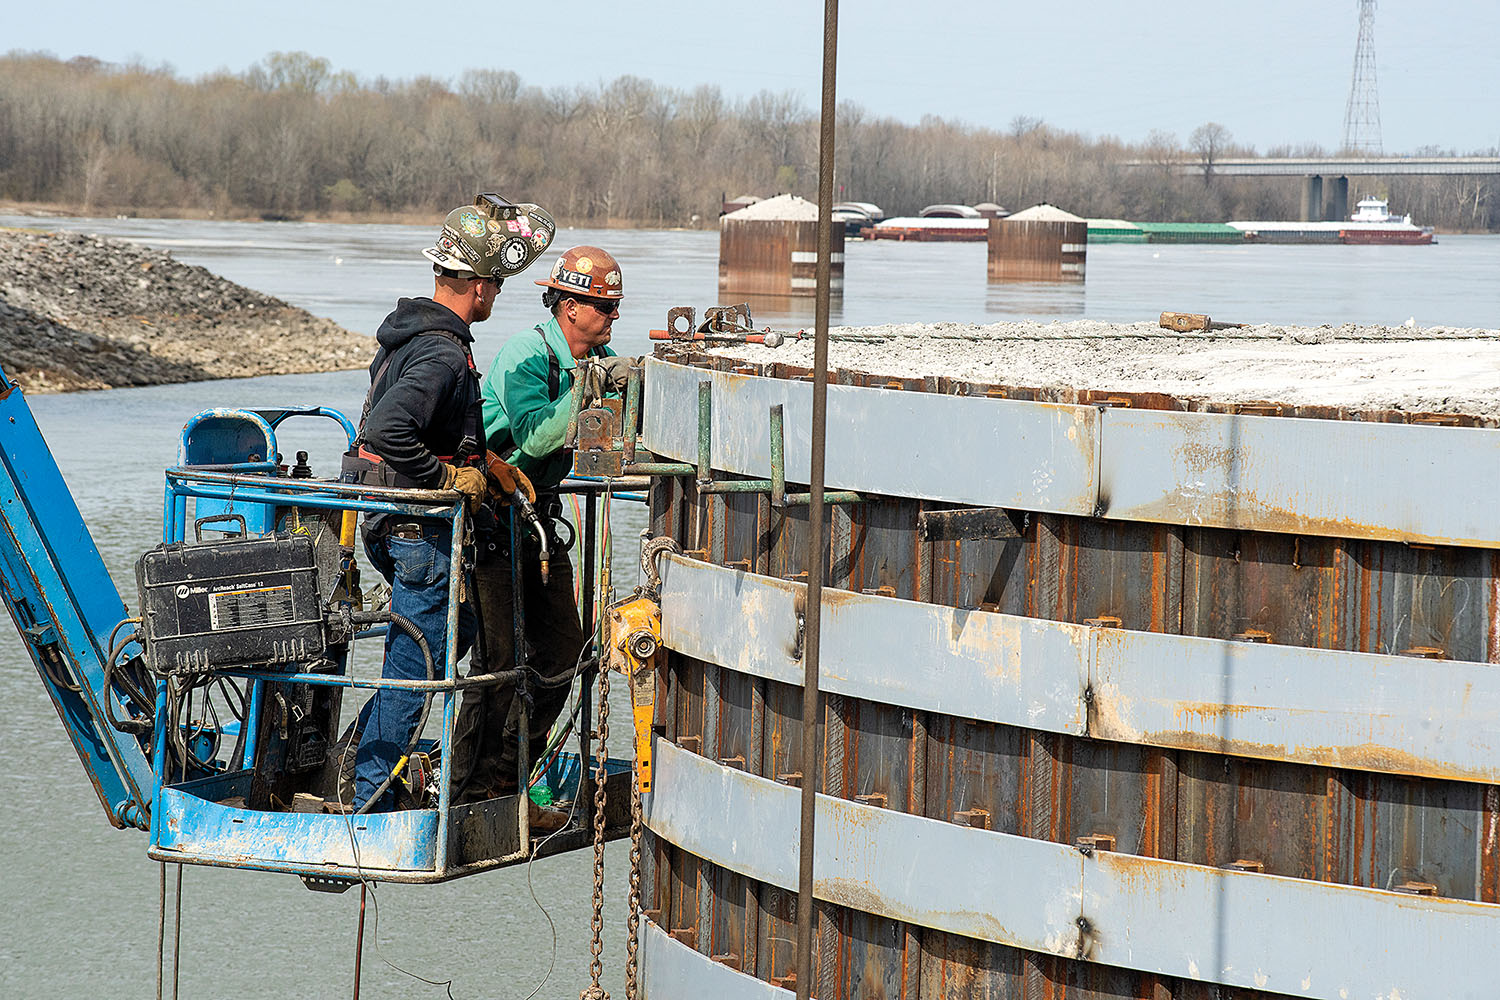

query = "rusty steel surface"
[
  {"left": 644, "top": 358, "right": 1500, "bottom": 547},
  {"left": 642, "top": 359, "right": 1101, "bottom": 514},
  {"left": 645, "top": 739, "right": 1500, "bottom": 1000},
  {"left": 659, "top": 553, "right": 1500, "bottom": 783},
  {"left": 719, "top": 219, "right": 845, "bottom": 298},
  {"left": 1098, "top": 407, "right": 1500, "bottom": 548},
  {"left": 988, "top": 219, "right": 1087, "bottom": 281},
  {"left": 640, "top": 354, "right": 1500, "bottom": 999}
]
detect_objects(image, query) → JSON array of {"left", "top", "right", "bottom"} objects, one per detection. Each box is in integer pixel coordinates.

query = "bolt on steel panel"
[
  {"left": 642, "top": 359, "right": 1101, "bottom": 514},
  {"left": 1097, "top": 408, "right": 1500, "bottom": 548}
]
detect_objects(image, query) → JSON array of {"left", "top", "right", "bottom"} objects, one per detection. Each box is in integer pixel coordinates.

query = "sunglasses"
[{"left": 578, "top": 297, "right": 620, "bottom": 316}]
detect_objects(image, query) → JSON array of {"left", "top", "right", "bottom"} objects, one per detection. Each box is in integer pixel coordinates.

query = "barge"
[{"left": 1231, "top": 197, "right": 1434, "bottom": 245}]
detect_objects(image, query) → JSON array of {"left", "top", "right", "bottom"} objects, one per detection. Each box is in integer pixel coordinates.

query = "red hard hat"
[{"left": 534, "top": 246, "right": 623, "bottom": 299}]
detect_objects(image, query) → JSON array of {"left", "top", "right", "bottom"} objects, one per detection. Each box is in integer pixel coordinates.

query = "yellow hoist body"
[{"left": 606, "top": 595, "right": 661, "bottom": 793}]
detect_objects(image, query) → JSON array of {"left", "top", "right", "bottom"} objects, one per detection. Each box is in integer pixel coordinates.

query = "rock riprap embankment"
[{"left": 1, "top": 228, "right": 374, "bottom": 392}]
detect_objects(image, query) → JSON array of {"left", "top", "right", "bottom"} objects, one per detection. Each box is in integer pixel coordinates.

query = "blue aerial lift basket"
[{"left": 0, "top": 367, "right": 630, "bottom": 889}]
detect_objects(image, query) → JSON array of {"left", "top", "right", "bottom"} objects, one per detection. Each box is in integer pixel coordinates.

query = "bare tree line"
[{"left": 1, "top": 51, "right": 1495, "bottom": 231}]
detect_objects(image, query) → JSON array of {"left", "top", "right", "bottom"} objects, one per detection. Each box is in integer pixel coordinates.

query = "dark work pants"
[{"left": 449, "top": 534, "right": 586, "bottom": 803}]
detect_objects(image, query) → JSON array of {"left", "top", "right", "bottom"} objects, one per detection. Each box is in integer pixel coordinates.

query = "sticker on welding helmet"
[
  {"left": 486, "top": 233, "right": 505, "bottom": 254},
  {"left": 458, "top": 210, "right": 486, "bottom": 237},
  {"left": 501, "top": 238, "right": 530, "bottom": 269},
  {"left": 531, "top": 231, "right": 550, "bottom": 250},
  {"left": 487, "top": 218, "right": 502, "bottom": 233}
]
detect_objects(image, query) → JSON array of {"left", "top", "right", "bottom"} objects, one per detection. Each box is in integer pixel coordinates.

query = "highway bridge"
[{"left": 1129, "top": 156, "right": 1500, "bottom": 221}]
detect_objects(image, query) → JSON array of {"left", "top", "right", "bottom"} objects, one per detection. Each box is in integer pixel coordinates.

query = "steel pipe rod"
[{"left": 795, "top": 3, "right": 838, "bottom": 997}]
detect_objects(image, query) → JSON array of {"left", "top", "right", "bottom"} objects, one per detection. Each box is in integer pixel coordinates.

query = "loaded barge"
[{"left": 1230, "top": 197, "right": 1435, "bottom": 245}]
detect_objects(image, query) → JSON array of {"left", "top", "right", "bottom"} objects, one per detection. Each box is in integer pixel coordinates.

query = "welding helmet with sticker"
[
  {"left": 422, "top": 196, "right": 555, "bottom": 279},
  {"left": 534, "top": 245, "right": 624, "bottom": 300}
]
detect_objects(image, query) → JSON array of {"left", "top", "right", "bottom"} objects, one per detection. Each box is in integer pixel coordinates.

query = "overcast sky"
[{"left": 7, "top": 1, "right": 1497, "bottom": 154}]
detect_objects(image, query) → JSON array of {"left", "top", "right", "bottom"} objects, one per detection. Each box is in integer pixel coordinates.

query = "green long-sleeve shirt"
[{"left": 481, "top": 317, "right": 615, "bottom": 491}]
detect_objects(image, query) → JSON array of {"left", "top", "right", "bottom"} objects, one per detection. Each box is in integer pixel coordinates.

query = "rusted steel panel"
[
  {"left": 1098, "top": 408, "right": 1500, "bottom": 548},
  {"left": 644, "top": 739, "right": 1500, "bottom": 1000},
  {"left": 1335, "top": 771, "right": 1485, "bottom": 900},
  {"left": 1089, "top": 627, "right": 1500, "bottom": 784},
  {"left": 925, "top": 717, "right": 1027, "bottom": 836},
  {"left": 1182, "top": 528, "right": 1347, "bottom": 648},
  {"left": 1175, "top": 752, "right": 1333, "bottom": 880},
  {"left": 1342, "top": 538, "right": 1497, "bottom": 661},
  {"left": 1054, "top": 518, "right": 1183, "bottom": 632},
  {"left": 988, "top": 219, "right": 1087, "bottom": 282},
  {"left": 919, "top": 930, "right": 1023, "bottom": 1000},
  {"left": 658, "top": 554, "right": 1090, "bottom": 738},
  {"left": 640, "top": 919, "right": 788, "bottom": 999},
  {"left": 719, "top": 218, "right": 844, "bottom": 298},
  {"left": 642, "top": 360, "right": 1101, "bottom": 514}
]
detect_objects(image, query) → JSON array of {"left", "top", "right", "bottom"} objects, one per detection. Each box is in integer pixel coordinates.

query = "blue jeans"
[{"left": 351, "top": 527, "right": 476, "bottom": 811}]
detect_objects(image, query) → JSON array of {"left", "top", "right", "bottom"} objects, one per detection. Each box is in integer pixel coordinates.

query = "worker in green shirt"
[{"left": 450, "top": 245, "right": 633, "bottom": 806}]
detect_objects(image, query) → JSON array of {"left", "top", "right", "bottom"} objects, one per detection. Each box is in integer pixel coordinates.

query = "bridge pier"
[
  {"left": 1324, "top": 175, "right": 1349, "bottom": 222},
  {"left": 1300, "top": 175, "right": 1323, "bottom": 222}
]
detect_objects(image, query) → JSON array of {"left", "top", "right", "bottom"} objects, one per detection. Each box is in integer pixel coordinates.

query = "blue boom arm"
[{"left": 0, "top": 365, "right": 152, "bottom": 828}]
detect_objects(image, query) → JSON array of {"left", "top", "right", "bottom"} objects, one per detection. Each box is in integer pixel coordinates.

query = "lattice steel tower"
[{"left": 1342, "top": 0, "right": 1383, "bottom": 154}]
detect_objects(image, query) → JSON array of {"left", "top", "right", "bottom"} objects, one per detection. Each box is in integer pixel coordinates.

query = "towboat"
[{"left": 1340, "top": 196, "right": 1436, "bottom": 245}]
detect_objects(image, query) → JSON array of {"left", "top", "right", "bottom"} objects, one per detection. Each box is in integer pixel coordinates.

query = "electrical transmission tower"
[{"left": 1342, "top": 0, "right": 1383, "bottom": 154}]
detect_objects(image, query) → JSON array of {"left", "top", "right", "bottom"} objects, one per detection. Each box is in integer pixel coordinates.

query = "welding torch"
[{"left": 485, "top": 454, "right": 550, "bottom": 584}]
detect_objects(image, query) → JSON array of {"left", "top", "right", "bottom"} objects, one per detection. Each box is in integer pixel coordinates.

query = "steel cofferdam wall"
[{"left": 628, "top": 348, "right": 1500, "bottom": 1000}]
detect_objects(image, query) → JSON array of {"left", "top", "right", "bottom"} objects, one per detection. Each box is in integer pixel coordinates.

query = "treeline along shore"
[
  {"left": 1, "top": 51, "right": 1496, "bottom": 231},
  {"left": 0, "top": 227, "right": 372, "bottom": 392}
]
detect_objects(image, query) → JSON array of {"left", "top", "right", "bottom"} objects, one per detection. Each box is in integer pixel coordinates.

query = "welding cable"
[
  {"left": 519, "top": 743, "right": 589, "bottom": 1000},
  {"left": 345, "top": 608, "right": 437, "bottom": 816},
  {"left": 525, "top": 633, "right": 598, "bottom": 790},
  {"left": 447, "top": 554, "right": 489, "bottom": 804}
]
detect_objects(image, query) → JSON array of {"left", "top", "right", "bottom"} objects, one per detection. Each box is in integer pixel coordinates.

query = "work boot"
[{"left": 529, "top": 801, "right": 570, "bottom": 834}]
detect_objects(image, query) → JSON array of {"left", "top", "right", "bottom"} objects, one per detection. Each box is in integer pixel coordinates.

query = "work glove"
[
  {"left": 484, "top": 451, "right": 536, "bottom": 505},
  {"left": 597, "top": 355, "right": 640, "bottom": 392},
  {"left": 439, "top": 462, "right": 488, "bottom": 512}
]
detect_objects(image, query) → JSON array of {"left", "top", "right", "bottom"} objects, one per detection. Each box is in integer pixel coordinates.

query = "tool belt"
[{"left": 340, "top": 445, "right": 464, "bottom": 492}]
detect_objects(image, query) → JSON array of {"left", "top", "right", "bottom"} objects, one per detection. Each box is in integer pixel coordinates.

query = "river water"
[{"left": 1, "top": 216, "right": 1497, "bottom": 999}]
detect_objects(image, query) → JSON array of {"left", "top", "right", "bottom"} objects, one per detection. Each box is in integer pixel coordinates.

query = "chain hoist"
[{"left": 605, "top": 590, "right": 663, "bottom": 1000}]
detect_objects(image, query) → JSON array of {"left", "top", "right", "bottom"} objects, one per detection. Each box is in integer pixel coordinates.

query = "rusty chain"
[
  {"left": 581, "top": 659, "right": 611, "bottom": 1000},
  {"left": 624, "top": 768, "right": 643, "bottom": 1000}
]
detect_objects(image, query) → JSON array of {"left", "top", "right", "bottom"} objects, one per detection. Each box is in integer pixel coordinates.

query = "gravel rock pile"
[
  {"left": 0, "top": 228, "right": 374, "bottom": 392},
  {"left": 706, "top": 318, "right": 1500, "bottom": 420}
]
